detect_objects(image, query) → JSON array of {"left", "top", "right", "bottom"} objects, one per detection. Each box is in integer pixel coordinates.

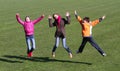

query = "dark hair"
[
  {"left": 25, "top": 16, "right": 30, "bottom": 21},
  {"left": 83, "top": 17, "right": 90, "bottom": 22},
  {"left": 52, "top": 14, "right": 56, "bottom": 19},
  {"left": 52, "top": 13, "right": 59, "bottom": 19}
]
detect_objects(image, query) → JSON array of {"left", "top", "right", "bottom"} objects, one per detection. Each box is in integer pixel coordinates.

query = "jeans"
[
  {"left": 26, "top": 35, "right": 35, "bottom": 54},
  {"left": 52, "top": 37, "right": 72, "bottom": 53}
]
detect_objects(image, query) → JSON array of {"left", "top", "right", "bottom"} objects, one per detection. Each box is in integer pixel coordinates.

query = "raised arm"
[
  {"left": 92, "top": 15, "right": 106, "bottom": 26},
  {"left": 74, "top": 10, "right": 83, "bottom": 24},
  {"left": 65, "top": 12, "right": 70, "bottom": 24},
  {"left": 48, "top": 15, "right": 56, "bottom": 27},
  {"left": 99, "top": 15, "right": 106, "bottom": 22},
  {"left": 16, "top": 13, "right": 24, "bottom": 25},
  {"left": 33, "top": 15, "right": 44, "bottom": 24}
]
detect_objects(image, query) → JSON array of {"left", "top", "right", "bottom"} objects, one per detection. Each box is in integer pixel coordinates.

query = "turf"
[{"left": 0, "top": 0, "right": 120, "bottom": 71}]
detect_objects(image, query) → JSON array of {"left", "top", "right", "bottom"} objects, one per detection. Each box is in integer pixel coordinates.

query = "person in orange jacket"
[{"left": 74, "top": 10, "right": 106, "bottom": 56}]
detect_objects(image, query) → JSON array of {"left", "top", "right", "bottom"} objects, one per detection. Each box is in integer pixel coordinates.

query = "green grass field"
[{"left": 0, "top": 0, "right": 120, "bottom": 71}]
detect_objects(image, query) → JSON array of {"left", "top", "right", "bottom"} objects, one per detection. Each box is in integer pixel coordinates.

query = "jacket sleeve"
[
  {"left": 33, "top": 16, "right": 44, "bottom": 24},
  {"left": 76, "top": 15, "right": 83, "bottom": 24},
  {"left": 92, "top": 19, "right": 100, "bottom": 26},
  {"left": 65, "top": 16, "right": 70, "bottom": 24},
  {"left": 48, "top": 19, "right": 56, "bottom": 27},
  {"left": 16, "top": 15, "right": 24, "bottom": 25}
]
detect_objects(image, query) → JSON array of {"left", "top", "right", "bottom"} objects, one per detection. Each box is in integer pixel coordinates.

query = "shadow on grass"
[
  {"left": 2, "top": 55, "right": 92, "bottom": 65},
  {"left": 0, "top": 58, "right": 23, "bottom": 63}
]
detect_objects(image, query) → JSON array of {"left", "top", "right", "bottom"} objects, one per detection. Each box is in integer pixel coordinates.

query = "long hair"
[
  {"left": 52, "top": 13, "right": 59, "bottom": 19},
  {"left": 52, "top": 14, "right": 56, "bottom": 19}
]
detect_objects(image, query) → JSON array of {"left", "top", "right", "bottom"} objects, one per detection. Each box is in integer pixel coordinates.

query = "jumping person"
[
  {"left": 16, "top": 13, "right": 44, "bottom": 57},
  {"left": 74, "top": 10, "right": 106, "bottom": 56},
  {"left": 48, "top": 12, "right": 73, "bottom": 58}
]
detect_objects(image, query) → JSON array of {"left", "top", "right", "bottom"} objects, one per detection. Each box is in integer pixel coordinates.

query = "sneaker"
[
  {"left": 52, "top": 52, "right": 55, "bottom": 58},
  {"left": 30, "top": 52, "right": 33, "bottom": 56},
  {"left": 27, "top": 52, "right": 33, "bottom": 58},
  {"left": 69, "top": 53, "right": 73, "bottom": 58},
  {"left": 27, "top": 54, "right": 31, "bottom": 58},
  {"left": 102, "top": 53, "right": 107, "bottom": 56}
]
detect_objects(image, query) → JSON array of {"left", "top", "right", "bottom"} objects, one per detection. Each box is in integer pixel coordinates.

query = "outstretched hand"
[
  {"left": 16, "top": 13, "right": 19, "bottom": 16},
  {"left": 48, "top": 15, "right": 52, "bottom": 19},
  {"left": 66, "top": 12, "right": 70, "bottom": 16},
  {"left": 74, "top": 10, "right": 77, "bottom": 15},
  {"left": 42, "top": 14, "right": 45, "bottom": 17},
  {"left": 102, "top": 15, "right": 106, "bottom": 20}
]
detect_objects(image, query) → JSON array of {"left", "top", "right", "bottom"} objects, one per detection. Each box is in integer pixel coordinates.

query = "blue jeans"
[
  {"left": 26, "top": 35, "right": 35, "bottom": 54},
  {"left": 52, "top": 37, "right": 72, "bottom": 53}
]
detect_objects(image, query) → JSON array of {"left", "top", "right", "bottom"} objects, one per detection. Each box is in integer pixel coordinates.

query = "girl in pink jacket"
[{"left": 16, "top": 13, "right": 44, "bottom": 57}]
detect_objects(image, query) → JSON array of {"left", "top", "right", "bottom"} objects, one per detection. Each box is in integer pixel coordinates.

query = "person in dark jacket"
[{"left": 48, "top": 12, "right": 72, "bottom": 58}]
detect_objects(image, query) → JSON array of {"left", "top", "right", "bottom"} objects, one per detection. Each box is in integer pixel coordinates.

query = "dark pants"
[{"left": 78, "top": 37, "right": 105, "bottom": 55}]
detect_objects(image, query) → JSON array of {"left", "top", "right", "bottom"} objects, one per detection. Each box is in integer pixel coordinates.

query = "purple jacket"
[{"left": 16, "top": 15, "right": 44, "bottom": 36}]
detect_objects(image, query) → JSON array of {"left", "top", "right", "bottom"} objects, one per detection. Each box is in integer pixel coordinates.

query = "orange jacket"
[{"left": 77, "top": 16, "right": 100, "bottom": 37}]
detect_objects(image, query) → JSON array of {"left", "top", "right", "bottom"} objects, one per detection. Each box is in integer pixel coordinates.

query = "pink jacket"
[{"left": 16, "top": 15, "right": 44, "bottom": 36}]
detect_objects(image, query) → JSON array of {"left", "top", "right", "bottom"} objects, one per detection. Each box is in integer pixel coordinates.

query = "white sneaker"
[
  {"left": 69, "top": 53, "right": 73, "bottom": 58},
  {"left": 52, "top": 52, "right": 55, "bottom": 58},
  {"left": 102, "top": 53, "right": 107, "bottom": 56}
]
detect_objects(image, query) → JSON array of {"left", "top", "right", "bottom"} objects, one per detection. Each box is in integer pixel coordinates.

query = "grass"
[{"left": 0, "top": 0, "right": 120, "bottom": 71}]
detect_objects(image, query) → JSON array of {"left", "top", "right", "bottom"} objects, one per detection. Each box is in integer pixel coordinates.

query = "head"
[
  {"left": 25, "top": 16, "right": 31, "bottom": 22},
  {"left": 53, "top": 13, "right": 59, "bottom": 20},
  {"left": 83, "top": 17, "right": 90, "bottom": 23}
]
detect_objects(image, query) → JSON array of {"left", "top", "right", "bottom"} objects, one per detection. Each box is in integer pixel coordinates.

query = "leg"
[
  {"left": 26, "top": 36, "right": 31, "bottom": 54},
  {"left": 52, "top": 37, "right": 60, "bottom": 57},
  {"left": 62, "top": 38, "right": 72, "bottom": 53},
  {"left": 77, "top": 37, "right": 88, "bottom": 53},
  {"left": 62, "top": 38, "right": 72, "bottom": 58},
  {"left": 88, "top": 37, "right": 106, "bottom": 56},
  {"left": 30, "top": 36, "right": 35, "bottom": 53},
  {"left": 52, "top": 37, "right": 60, "bottom": 52},
  {"left": 26, "top": 36, "right": 34, "bottom": 57}
]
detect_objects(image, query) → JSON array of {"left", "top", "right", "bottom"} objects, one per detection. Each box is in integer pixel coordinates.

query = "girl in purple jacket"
[{"left": 16, "top": 13, "right": 44, "bottom": 57}]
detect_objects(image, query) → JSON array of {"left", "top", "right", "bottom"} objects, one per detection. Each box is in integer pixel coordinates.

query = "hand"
[
  {"left": 48, "top": 15, "right": 52, "bottom": 19},
  {"left": 16, "top": 13, "right": 19, "bottom": 16},
  {"left": 74, "top": 10, "right": 77, "bottom": 15},
  {"left": 42, "top": 14, "right": 45, "bottom": 17},
  {"left": 102, "top": 15, "right": 106, "bottom": 20},
  {"left": 66, "top": 12, "right": 70, "bottom": 16}
]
